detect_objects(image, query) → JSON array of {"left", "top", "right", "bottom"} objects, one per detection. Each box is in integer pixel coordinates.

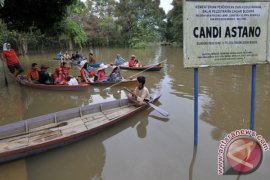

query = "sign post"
[
  {"left": 183, "top": 0, "right": 269, "bottom": 145},
  {"left": 250, "top": 64, "right": 256, "bottom": 130}
]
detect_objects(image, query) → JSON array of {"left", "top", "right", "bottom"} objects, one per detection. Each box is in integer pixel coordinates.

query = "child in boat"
[
  {"left": 62, "top": 51, "right": 71, "bottom": 61},
  {"left": 60, "top": 62, "right": 70, "bottom": 77},
  {"left": 134, "top": 59, "right": 142, "bottom": 67},
  {"left": 27, "top": 63, "right": 39, "bottom": 83},
  {"left": 128, "top": 76, "right": 150, "bottom": 106},
  {"left": 80, "top": 60, "right": 95, "bottom": 83},
  {"left": 128, "top": 55, "right": 136, "bottom": 67},
  {"left": 108, "top": 66, "right": 122, "bottom": 82},
  {"left": 54, "top": 70, "right": 66, "bottom": 85},
  {"left": 97, "top": 63, "right": 108, "bottom": 82}
]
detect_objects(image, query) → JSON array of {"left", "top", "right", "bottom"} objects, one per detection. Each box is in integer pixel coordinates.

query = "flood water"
[{"left": 0, "top": 46, "right": 269, "bottom": 180}]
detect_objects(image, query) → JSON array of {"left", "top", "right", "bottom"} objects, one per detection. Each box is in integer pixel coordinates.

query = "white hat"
[
  {"left": 111, "top": 65, "right": 119, "bottom": 70},
  {"left": 80, "top": 60, "right": 87, "bottom": 68},
  {"left": 97, "top": 63, "right": 108, "bottom": 71}
]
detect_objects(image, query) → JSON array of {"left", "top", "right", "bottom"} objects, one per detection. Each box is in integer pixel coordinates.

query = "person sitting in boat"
[
  {"left": 54, "top": 70, "right": 66, "bottom": 85},
  {"left": 128, "top": 76, "right": 150, "bottom": 106},
  {"left": 75, "top": 51, "right": 83, "bottom": 61},
  {"left": 114, "top": 54, "right": 125, "bottom": 65},
  {"left": 134, "top": 59, "right": 143, "bottom": 67},
  {"left": 60, "top": 62, "right": 70, "bottom": 77},
  {"left": 62, "top": 51, "right": 71, "bottom": 61},
  {"left": 67, "top": 75, "right": 79, "bottom": 86},
  {"left": 79, "top": 60, "right": 95, "bottom": 83},
  {"left": 38, "top": 64, "right": 54, "bottom": 85},
  {"left": 97, "top": 63, "right": 108, "bottom": 82},
  {"left": 71, "top": 53, "right": 76, "bottom": 61},
  {"left": 128, "top": 55, "right": 136, "bottom": 67},
  {"left": 27, "top": 63, "right": 39, "bottom": 83},
  {"left": 56, "top": 51, "right": 62, "bottom": 60},
  {"left": 89, "top": 52, "right": 96, "bottom": 64},
  {"left": 108, "top": 66, "right": 122, "bottom": 82}
]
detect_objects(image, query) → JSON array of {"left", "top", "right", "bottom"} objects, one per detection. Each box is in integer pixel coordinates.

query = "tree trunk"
[
  {"left": 17, "top": 38, "right": 28, "bottom": 55},
  {"left": 106, "top": 36, "right": 109, "bottom": 47},
  {"left": 69, "top": 38, "right": 73, "bottom": 51}
]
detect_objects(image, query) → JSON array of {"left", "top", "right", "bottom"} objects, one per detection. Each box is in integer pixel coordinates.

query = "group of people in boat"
[
  {"left": 26, "top": 62, "right": 78, "bottom": 85},
  {"left": 113, "top": 54, "right": 143, "bottom": 67},
  {"left": 56, "top": 50, "right": 97, "bottom": 65},
  {"left": 79, "top": 60, "right": 122, "bottom": 83},
  {"left": 2, "top": 43, "right": 150, "bottom": 106}
]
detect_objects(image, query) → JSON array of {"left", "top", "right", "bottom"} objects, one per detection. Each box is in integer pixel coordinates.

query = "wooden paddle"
[
  {"left": 0, "top": 55, "right": 8, "bottom": 87},
  {"left": 123, "top": 87, "right": 169, "bottom": 117}
]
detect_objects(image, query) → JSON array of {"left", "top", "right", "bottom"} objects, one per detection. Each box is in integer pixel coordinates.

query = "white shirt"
[
  {"left": 68, "top": 77, "right": 79, "bottom": 86},
  {"left": 134, "top": 86, "right": 150, "bottom": 103}
]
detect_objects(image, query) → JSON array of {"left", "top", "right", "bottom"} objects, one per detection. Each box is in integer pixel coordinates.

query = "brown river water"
[{"left": 0, "top": 46, "right": 269, "bottom": 180}]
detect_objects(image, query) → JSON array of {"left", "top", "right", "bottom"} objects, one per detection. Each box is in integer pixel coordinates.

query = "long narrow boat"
[
  {"left": 89, "top": 78, "right": 137, "bottom": 86},
  {"left": 16, "top": 76, "right": 90, "bottom": 91},
  {"left": 120, "top": 63, "right": 163, "bottom": 71},
  {"left": 0, "top": 94, "right": 160, "bottom": 163}
]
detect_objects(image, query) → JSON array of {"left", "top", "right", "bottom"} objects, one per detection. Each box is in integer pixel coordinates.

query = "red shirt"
[
  {"left": 61, "top": 66, "right": 70, "bottom": 76},
  {"left": 53, "top": 66, "right": 62, "bottom": 79},
  {"left": 27, "top": 69, "right": 39, "bottom": 81},
  {"left": 128, "top": 58, "right": 135, "bottom": 67},
  {"left": 55, "top": 74, "right": 66, "bottom": 85},
  {"left": 2, "top": 49, "right": 20, "bottom": 65},
  {"left": 97, "top": 70, "right": 106, "bottom": 81}
]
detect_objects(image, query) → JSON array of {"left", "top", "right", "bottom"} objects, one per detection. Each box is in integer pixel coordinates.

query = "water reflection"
[{"left": 188, "top": 146, "right": 198, "bottom": 180}]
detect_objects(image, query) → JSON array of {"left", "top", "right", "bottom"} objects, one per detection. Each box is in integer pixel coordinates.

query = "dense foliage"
[{"left": 0, "top": 0, "right": 183, "bottom": 53}]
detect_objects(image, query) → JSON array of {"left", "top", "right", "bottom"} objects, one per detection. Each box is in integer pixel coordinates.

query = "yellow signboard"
[{"left": 184, "top": 1, "right": 270, "bottom": 68}]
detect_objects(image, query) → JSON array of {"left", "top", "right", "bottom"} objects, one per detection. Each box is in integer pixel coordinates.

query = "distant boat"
[
  {"left": 120, "top": 63, "right": 163, "bottom": 71},
  {"left": 0, "top": 94, "right": 161, "bottom": 164},
  {"left": 16, "top": 76, "right": 90, "bottom": 91}
]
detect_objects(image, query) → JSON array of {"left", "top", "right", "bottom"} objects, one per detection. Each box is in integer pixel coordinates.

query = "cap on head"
[{"left": 131, "top": 55, "right": 136, "bottom": 58}]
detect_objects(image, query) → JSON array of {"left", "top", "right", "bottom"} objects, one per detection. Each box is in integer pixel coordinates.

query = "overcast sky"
[
  {"left": 160, "top": 0, "right": 173, "bottom": 14},
  {"left": 81, "top": 0, "right": 174, "bottom": 14}
]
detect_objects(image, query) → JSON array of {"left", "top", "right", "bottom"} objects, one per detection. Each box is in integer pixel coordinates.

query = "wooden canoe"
[
  {"left": 120, "top": 63, "right": 163, "bottom": 71},
  {"left": 0, "top": 94, "right": 160, "bottom": 163},
  {"left": 89, "top": 78, "right": 137, "bottom": 86},
  {"left": 16, "top": 76, "right": 90, "bottom": 91}
]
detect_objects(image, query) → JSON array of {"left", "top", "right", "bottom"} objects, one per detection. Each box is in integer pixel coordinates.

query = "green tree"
[
  {"left": 59, "top": 0, "right": 88, "bottom": 50},
  {"left": 0, "top": 0, "right": 77, "bottom": 32},
  {"left": 115, "top": 0, "right": 166, "bottom": 48},
  {"left": 166, "top": 0, "right": 183, "bottom": 45}
]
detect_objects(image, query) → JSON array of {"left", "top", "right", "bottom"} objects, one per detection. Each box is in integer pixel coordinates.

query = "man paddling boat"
[{"left": 127, "top": 76, "right": 150, "bottom": 106}]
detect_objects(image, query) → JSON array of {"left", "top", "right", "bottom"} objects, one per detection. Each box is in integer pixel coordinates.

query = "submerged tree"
[
  {"left": 115, "top": 0, "right": 166, "bottom": 48},
  {"left": 0, "top": 0, "right": 77, "bottom": 54},
  {"left": 166, "top": 0, "right": 183, "bottom": 45}
]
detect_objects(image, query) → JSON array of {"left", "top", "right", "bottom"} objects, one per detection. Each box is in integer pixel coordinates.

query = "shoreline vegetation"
[{"left": 0, "top": 0, "right": 183, "bottom": 55}]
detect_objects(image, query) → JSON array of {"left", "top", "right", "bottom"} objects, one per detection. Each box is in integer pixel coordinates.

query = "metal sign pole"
[
  {"left": 250, "top": 64, "right": 256, "bottom": 130},
  {"left": 194, "top": 68, "right": 198, "bottom": 145}
]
